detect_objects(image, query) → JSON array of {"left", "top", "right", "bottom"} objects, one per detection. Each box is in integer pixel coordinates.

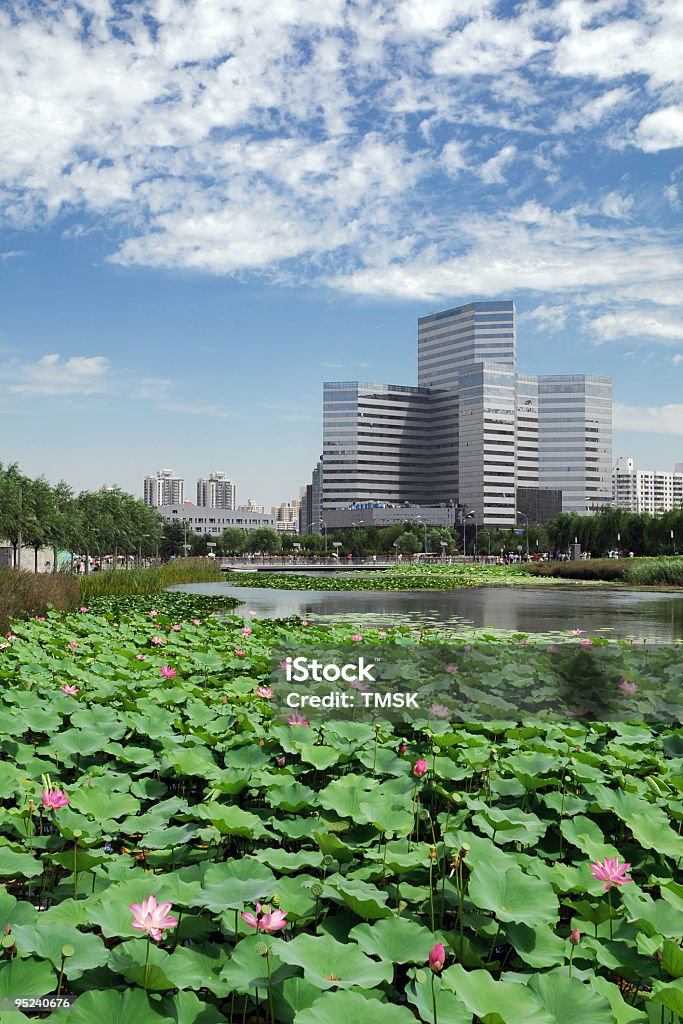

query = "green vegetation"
[
  {"left": 524, "top": 556, "right": 683, "bottom": 587},
  {"left": 80, "top": 557, "right": 223, "bottom": 599},
  {"left": 0, "top": 593, "right": 680, "bottom": 1021},
  {"left": 0, "top": 568, "right": 81, "bottom": 633},
  {"left": 222, "top": 563, "right": 584, "bottom": 591}
]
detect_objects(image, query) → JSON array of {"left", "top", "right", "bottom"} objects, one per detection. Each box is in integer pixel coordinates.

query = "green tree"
[
  {"left": 218, "top": 527, "right": 247, "bottom": 555},
  {"left": 247, "top": 526, "right": 282, "bottom": 554}
]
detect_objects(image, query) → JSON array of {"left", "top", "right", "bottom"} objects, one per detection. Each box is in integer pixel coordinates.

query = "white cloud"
[
  {"left": 614, "top": 403, "right": 683, "bottom": 435},
  {"left": 671, "top": 354, "right": 683, "bottom": 365},
  {"left": 478, "top": 145, "right": 517, "bottom": 185},
  {"left": 0, "top": 250, "right": 25, "bottom": 261},
  {"left": 590, "top": 310, "right": 683, "bottom": 343},
  {"left": 8, "top": 355, "right": 111, "bottom": 396},
  {"left": 600, "top": 192, "right": 633, "bottom": 219},
  {"left": 441, "top": 140, "right": 468, "bottom": 177},
  {"left": 635, "top": 106, "right": 683, "bottom": 153},
  {"left": 525, "top": 304, "right": 569, "bottom": 331}
]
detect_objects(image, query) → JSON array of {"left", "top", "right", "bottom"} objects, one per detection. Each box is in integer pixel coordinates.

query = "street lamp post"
[
  {"left": 516, "top": 510, "right": 529, "bottom": 558},
  {"left": 319, "top": 519, "right": 328, "bottom": 553},
  {"left": 462, "top": 510, "right": 475, "bottom": 559},
  {"left": 672, "top": 529, "right": 676, "bottom": 556}
]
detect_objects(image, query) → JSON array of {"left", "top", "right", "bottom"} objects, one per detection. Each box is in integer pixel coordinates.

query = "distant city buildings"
[
  {"left": 322, "top": 300, "right": 613, "bottom": 528},
  {"left": 237, "top": 499, "right": 265, "bottom": 513},
  {"left": 196, "top": 471, "right": 236, "bottom": 510},
  {"left": 143, "top": 469, "right": 184, "bottom": 507},
  {"left": 612, "top": 457, "right": 683, "bottom": 515},
  {"left": 271, "top": 499, "right": 301, "bottom": 533}
]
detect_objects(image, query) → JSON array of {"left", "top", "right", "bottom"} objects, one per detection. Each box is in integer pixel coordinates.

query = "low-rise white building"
[
  {"left": 159, "top": 504, "right": 276, "bottom": 535},
  {"left": 612, "top": 457, "right": 683, "bottom": 515}
]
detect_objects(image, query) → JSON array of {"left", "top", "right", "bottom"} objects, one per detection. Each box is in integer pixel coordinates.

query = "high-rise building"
[
  {"left": 321, "top": 301, "right": 613, "bottom": 526},
  {"left": 143, "top": 469, "right": 184, "bottom": 507},
  {"left": 300, "top": 459, "right": 324, "bottom": 534},
  {"left": 537, "top": 376, "right": 612, "bottom": 513},
  {"left": 196, "top": 471, "right": 236, "bottom": 510},
  {"left": 612, "top": 457, "right": 683, "bottom": 515}
]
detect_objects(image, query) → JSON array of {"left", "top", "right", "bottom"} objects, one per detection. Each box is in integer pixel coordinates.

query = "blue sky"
[{"left": 1, "top": 0, "right": 682, "bottom": 507}]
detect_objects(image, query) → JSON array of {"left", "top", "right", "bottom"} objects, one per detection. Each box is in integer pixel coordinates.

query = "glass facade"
[{"left": 321, "top": 304, "right": 613, "bottom": 525}]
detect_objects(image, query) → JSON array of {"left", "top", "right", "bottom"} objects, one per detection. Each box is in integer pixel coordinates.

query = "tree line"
[{"left": 0, "top": 462, "right": 163, "bottom": 571}]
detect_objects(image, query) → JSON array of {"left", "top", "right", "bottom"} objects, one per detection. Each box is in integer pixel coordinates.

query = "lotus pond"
[{"left": 0, "top": 592, "right": 682, "bottom": 1023}]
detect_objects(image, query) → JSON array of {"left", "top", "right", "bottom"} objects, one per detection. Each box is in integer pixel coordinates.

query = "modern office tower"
[
  {"left": 321, "top": 301, "right": 613, "bottom": 526},
  {"left": 537, "top": 376, "right": 613, "bottom": 514},
  {"left": 612, "top": 457, "right": 683, "bottom": 514},
  {"left": 457, "top": 363, "right": 517, "bottom": 527},
  {"left": 143, "top": 469, "right": 184, "bottom": 507},
  {"left": 418, "top": 300, "right": 515, "bottom": 387},
  {"left": 322, "top": 382, "right": 435, "bottom": 509},
  {"left": 196, "top": 471, "right": 236, "bottom": 510},
  {"left": 516, "top": 375, "right": 539, "bottom": 489},
  {"left": 300, "top": 459, "right": 324, "bottom": 534}
]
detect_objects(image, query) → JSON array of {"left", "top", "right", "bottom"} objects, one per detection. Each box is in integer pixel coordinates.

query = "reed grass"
[
  {"left": 79, "top": 557, "right": 222, "bottom": 598},
  {"left": 0, "top": 567, "right": 81, "bottom": 632}
]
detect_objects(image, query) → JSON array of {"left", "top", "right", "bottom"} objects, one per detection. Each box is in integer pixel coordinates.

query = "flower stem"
[
  {"left": 431, "top": 971, "right": 438, "bottom": 1024},
  {"left": 143, "top": 936, "right": 151, "bottom": 991},
  {"left": 266, "top": 952, "right": 275, "bottom": 1024}
]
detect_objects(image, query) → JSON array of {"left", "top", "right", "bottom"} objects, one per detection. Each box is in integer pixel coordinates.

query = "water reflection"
[{"left": 170, "top": 582, "right": 683, "bottom": 642}]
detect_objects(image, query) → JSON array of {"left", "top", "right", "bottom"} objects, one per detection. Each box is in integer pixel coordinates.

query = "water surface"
[{"left": 170, "top": 582, "right": 683, "bottom": 642}]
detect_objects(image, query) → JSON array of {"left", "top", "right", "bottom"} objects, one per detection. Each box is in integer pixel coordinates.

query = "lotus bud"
[
  {"left": 429, "top": 846, "right": 437, "bottom": 861},
  {"left": 271, "top": 894, "right": 280, "bottom": 909},
  {"left": 461, "top": 842, "right": 470, "bottom": 855},
  {"left": 4, "top": 924, "right": 10, "bottom": 935},
  {"left": 569, "top": 927, "right": 581, "bottom": 945},
  {"left": 322, "top": 855, "right": 334, "bottom": 866},
  {"left": 429, "top": 942, "right": 446, "bottom": 972}
]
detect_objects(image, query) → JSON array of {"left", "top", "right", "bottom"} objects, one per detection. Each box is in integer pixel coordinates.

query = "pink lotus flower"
[
  {"left": 349, "top": 679, "right": 370, "bottom": 693},
  {"left": 413, "top": 758, "right": 428, "bottom": 778},
  {"left": 351, "top": 633, "right": 363, "bottom": 642},
  {"left": 130, "top": 895, "right": 179, "bottom": 942},
  {"left": 429, "top": 942, "right": 445, "bottom": 972},
  {"left": 444, "top": 663, "right": 458, "bottom": 675},
  {"left": 570, "top": 629, "right": 584, "bottom": 636},
  {"left": 570, "top": 927, "right": 581, "bottom": 945},
  {"left": 547, "top": 644, "right": 559, "bottom": 653},
  {"left": 221, "top": 695, "right": 228, "bottom": 704},
  {"left": 277, "top": 660, "right": 288, "bottom": 671},
  {"left": 378, "top": 630, "right": 387, "bottom": 637},
  {"left": 61, "top": 684, "right": 79, "bottom": 696},
  {"left": 398, "top": 743, "right": 407, "bottom": 755},
  {"left": 35, "top": 616, "right": 46, "bottom": 621},
  {"left": 249, "top": 610, "right": 258, "bottom": 618},
  {"left": 41, "top": 788, "right": 69, "bottom": 810},
  {"left": 191, "top": 619, "right": 202, "bottom": 625},
  {"left": 428, "top": 703, "right": 450, "bottom": 719},
  {"left": 619, "top": 677, "right": 638, "bottom": 696},
  {"left": 79, "top": 606, "right": 89, "bottom": 613},
  {"left": 242, "top": 903, "right": 288, "bottom": 933},
  {"left": 150, "top": 636, "right": 164, "bottom": 645},
  {"left": 242, "top": 626, "right": 253, "bottom": 637},
  {"left": 256, "top": 686, "right": 274, "bottom": 698},
  {"left": 234, "top": 648, "right": 245, "bottom": 657},
  {"left": 136, "top": 654, "right": 148, "bottom": 660},
  {"left": 590, "top": 856, "right": 633, "bottom": 890},
  {"left": 580, "top": 639, "right": 594, "bottom": 649},
  {"left": 170, "top": 624, "right": 181, "bottom": 631},
  {"left": 68, "top": 641, "right": 78, "bottom": 649},
  {"left": 148, "top": 610, "right": 159, "bottom": 617},
  {"left": 277, "top": 756, "right": 286, "bottom": 766},
  {"left": 286, "top": 711, "right": 310, "bottom": 726},
  {"left": 300, "top": 620, "right": 309, "bottom": 627},
  {"left": 159, "top": 665, "right": 177, "bottom": 679}
]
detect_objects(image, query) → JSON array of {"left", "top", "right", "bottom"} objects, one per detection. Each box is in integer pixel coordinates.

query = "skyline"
[{"left": 1, "top": 0, "right": 682, "bottom": 506}]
